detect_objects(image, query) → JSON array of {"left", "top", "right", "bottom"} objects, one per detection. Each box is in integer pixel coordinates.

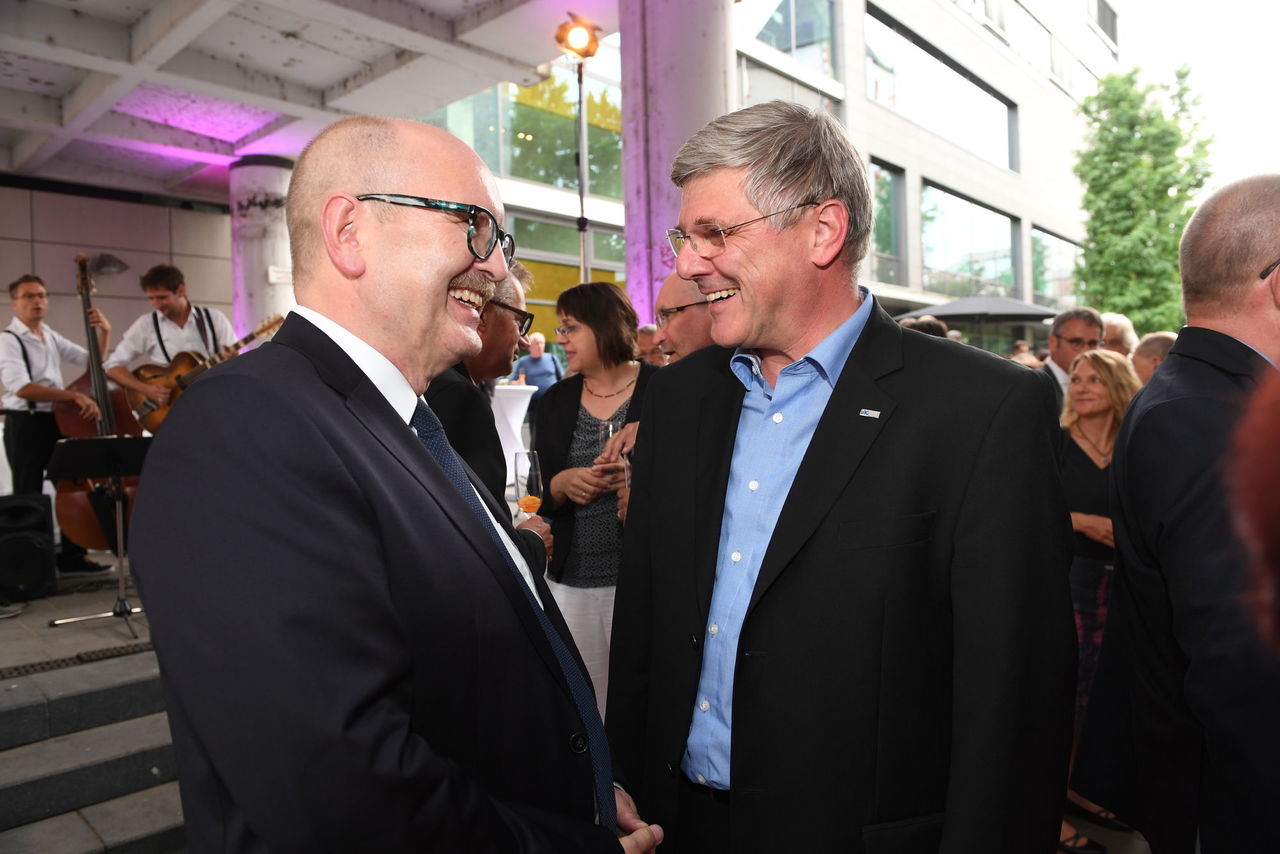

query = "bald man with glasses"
[
  {"left": 652, "top": 272, "right": 713, "bottom": 365},
  {"left": 130, "top": 117, "right": 659, "bottom": 853}
]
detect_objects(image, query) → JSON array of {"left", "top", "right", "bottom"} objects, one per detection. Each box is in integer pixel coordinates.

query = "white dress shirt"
[
  {"left": 104, "top": 306, "right": 236, "bottom": 371},
  {"left": 0, "top": 318, "right": 88, "bottom": 412}
]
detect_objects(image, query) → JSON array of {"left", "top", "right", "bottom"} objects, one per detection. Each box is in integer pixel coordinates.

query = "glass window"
[
  {"left": 423, "top": 68, "right": 622, "bottom": 200},
  {"left": 920, "top": 184, "right": 1015, "bottom": 298},
  {"left": 870, "top": 162, "right": 903, "bottom": 285},
  {"left": 422, "top": 88, "right": 502, "bottom": 175},
  {"left": 1031, "top": 228, "right": 1081, "bottom": 309},
  {"left": 753, "top": 0, "right": 837, "bottom": 78},
  {"left": 740, "top": 57, "right": 838, "bottom": 114},
  {"left": 514, "top": 217, "right": 579, "bottom": 257},
  {"left": 1095, "top": 0, "right": 1118, "bottom": 44},
  {"left": 593, "top": 229, "right": 625, "bottom": 264},
  {"left": 864, "top": 12, "right": 1013, "bottom": 169}
]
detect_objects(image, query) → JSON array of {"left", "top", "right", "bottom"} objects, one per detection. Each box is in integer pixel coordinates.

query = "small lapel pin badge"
[{"left": 859, "top": 408, "right": 881, "bottom": 419}]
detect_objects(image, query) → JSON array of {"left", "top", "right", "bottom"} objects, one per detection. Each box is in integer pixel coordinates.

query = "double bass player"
[{"left": 0, "top": 273, "right": 112, "bottom": 576}]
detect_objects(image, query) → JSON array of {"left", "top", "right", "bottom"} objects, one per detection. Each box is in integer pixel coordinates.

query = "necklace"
[
  {"left": 583, "top": 371, "right": 637, "bottom": 399},
  {"left": 1074, "top": 424, "right": 1114, "bottom": 464}
]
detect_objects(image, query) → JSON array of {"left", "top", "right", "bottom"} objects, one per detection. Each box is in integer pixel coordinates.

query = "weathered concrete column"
[
  {"left": 620, "top": 0, "right": 736, "bottom": 322},
  {"left": 228, "top": 155, "right": 294, "bottom": 335}
]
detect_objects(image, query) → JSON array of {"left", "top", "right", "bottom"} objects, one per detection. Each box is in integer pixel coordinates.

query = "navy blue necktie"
[{"left": 410, "top": 400, "right": 616, "bottom": 831}]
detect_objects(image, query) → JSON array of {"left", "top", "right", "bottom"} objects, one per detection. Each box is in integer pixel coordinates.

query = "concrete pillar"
[
  {"left": 620, "top": 0, "right": 737, "bottom": 322},
  {"left": 228, "top": 155, "right": 294, "bottom": 336}
]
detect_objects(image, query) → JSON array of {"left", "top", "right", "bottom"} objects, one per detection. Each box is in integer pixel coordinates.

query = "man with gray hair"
[
  {"left": 427, "top": 261, "right": 536, "bottom": 505},
  {"left": 1044, "top": 307, "right": 1104, "bottom": 410},
  {"left": 1131, "top": 330, "right": 1176, "bottom": 384},
  {"left": 610, "top": 100, "right": 1074, "bottom": 852},
  {"left": 1101, "top": 311, "right": 1139, "bottom": 357},
  {"left": 1074, "top": 174, "right": 1280, "bottom": 852},
  {"left": 636, "top": 323, "right": 665, "bottom": 366}
]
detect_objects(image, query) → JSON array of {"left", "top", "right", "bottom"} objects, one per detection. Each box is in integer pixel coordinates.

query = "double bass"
[{"left": 52, "top": 254, "right": 143, "bottom": 552}]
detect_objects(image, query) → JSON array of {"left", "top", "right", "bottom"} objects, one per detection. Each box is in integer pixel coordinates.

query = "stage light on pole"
[
  {"left": 555, "top": 13, "right": 601, "bottom": 60},
  {"left": 554, "top": 12, "right": 602, "bottom": 281}
]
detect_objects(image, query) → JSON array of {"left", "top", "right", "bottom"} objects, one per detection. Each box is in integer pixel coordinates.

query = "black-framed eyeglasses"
[
  {"left": 655, "top": 299, "right": 708, "bottom": 328},
  {"left": 666, "top": 202, "right": 816, "bottom": 259},
  {"left": 356, "top": 193, "right": 516, "bottom": 264},
  {"left": 1261, "top": 257, "right": 1280, "bottom": 280},
  {"left": 489, "top": 299, "right": 534, "bottom": 336},
  {"left": 1054, "top": 335, "right": 1102, "bottom": 350}
]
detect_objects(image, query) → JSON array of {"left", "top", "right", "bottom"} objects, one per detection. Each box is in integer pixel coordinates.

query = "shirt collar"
[
  {"left": 1046, "top": 356, "right": 1070, "bottom": 389},
  {"left": 729, "top": 286, "right": 875, "bottom": 390},
  {"left": 290, "top": 306, "right": 420, "bottom": 425},
  {"left": 6, "top": 317, "right": 42, "bottom": 340}
]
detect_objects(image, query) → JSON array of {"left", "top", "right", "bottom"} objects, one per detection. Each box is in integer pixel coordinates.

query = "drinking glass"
[{"left": 514, "top": 451, "right": 543, "bottom": 517}]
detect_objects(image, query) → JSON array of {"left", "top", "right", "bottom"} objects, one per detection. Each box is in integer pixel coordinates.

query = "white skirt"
[{"left": 545, "top": 579, "right": 616, "bottom": 720}]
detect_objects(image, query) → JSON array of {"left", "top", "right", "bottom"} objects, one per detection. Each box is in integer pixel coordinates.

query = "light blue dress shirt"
[{"left": 681, "top": 288, "right": 875, "bottom": 788}]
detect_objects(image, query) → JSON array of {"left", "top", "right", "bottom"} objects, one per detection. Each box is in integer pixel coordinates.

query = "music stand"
[{"left": 45, "top": 436, "right": 151, "bottom": 636}]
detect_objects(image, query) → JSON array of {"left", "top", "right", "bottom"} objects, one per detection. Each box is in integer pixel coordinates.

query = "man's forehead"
[{"left": 679, "top": 168, "right": 750, "bottom": 224}]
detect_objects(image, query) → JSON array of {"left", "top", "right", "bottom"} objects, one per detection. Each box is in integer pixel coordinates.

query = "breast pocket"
[{"left": 838, "top": 511, "right": 936, "bottom": 551}]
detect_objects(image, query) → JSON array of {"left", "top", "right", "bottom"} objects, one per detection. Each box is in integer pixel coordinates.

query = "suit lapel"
[
  {"left": 274, "top": 315, "right": 572, "bottom": 695},
  {"left": 746, "top": 306, "right": 902, "bottom": 615},
  {"left": 694, "top": 353, "right": 746, "bottom": 616}
]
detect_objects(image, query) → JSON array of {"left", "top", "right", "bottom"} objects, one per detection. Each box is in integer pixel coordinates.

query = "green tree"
[{"left": 1074, "top": 67, "right": 1212, "bottom": 333}]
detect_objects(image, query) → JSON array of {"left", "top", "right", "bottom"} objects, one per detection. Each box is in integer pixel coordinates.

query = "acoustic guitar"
[{"left": 126, "top": 315, "right": 284, "bottom": 432}]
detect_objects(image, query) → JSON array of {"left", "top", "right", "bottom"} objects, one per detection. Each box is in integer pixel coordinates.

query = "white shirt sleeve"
[
  {"left": 0, "top": 329, "right": 31, "bottom": 396},
  {"left": 210, "top": 309, "right": 237, "bottom": 352},
  {"left": 104, "top": 314, "right": 155, "bottom": 372},
  {"left": 49, "top": 326, "right": 89, "bottom": 370}
]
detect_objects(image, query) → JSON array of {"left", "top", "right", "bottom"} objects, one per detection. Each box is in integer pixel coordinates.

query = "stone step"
[
  {"left": 0, "top": 781, "right": 185, "bottom": 853},
  {"left": 0, "top": 712, "right": 177, "bottom": 831},
  {"left": 0, "top": 651, "right": 164, "bottom": 751}
]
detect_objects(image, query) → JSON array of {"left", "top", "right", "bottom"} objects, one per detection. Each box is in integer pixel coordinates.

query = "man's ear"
[
  {"left": 810, "top": 199, "right": 849, "bottom": 268},
  {"left": 321, "top": 194, "right": 366, "bottom": 279}
]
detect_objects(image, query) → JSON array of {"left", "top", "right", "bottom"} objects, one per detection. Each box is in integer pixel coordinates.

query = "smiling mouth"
[
  {"left": 448, "top": 287, "right": 487, "bottom": 311},
  {"left": 704, "top": 288, "right": 738, "bottom": 303}
]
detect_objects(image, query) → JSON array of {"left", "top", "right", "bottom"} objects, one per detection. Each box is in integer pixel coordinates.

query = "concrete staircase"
[{"left": 0, "top": 651, "right": 185, "bottom": 852}]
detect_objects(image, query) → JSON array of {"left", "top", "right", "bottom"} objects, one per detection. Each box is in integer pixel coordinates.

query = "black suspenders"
[
  {"left": 153, "top": 307, "right": 221, "bottom": 363},
  {"left": 4, "top": 329, "right": 37, "bottom": 411}
]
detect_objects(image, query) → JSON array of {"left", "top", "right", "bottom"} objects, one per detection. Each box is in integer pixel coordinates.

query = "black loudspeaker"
[{"left": 0, "top": 494, "right": 56, "bottom": 602}]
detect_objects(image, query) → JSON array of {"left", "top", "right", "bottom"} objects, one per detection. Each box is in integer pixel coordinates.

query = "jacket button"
[
  {"left": 690, "top": 634, "right": 698, "bottom": 646},
  {"left": 665, "top": 761, "right": 677, "bottom": 776},
  {"left": 569, "top": 732, "right": 588, "bottom": 753}
]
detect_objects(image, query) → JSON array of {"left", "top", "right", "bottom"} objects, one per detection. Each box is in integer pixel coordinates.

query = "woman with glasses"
[
  {"left": 1057, "top": 348, "right": 1141, "bottom": 853},
  {"left": 535, "top": 282, "right": 659, "bottom": 717}
]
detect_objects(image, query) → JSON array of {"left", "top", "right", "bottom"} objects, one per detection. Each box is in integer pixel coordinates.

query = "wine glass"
[{"left": 514, "top": 451, "right": 543, "bottom": 517}]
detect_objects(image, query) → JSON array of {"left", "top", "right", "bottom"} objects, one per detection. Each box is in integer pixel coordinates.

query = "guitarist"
[
  {"left": 0, "top": 274, "right": 113, "bottom": 577},
  {"left": 105, "top": 264, "right": 236, "bottom": 408}
]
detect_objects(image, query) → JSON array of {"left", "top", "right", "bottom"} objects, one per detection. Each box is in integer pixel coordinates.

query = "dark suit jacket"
[
  {"left": 1073, "top": 327, "right": 1280, "bottom": 853},
  {"left": 130, "top": 314, "right": 617, "bottom": 853},
  {"left": 534, "top": 361, "right": 657, "bottom": 582},
  {"left": 425, "top": 362, "right": 506, "bottom": 508},
  {"left": 609, "top": 306, "right": 1077, "bottom": 854},
  {"left": 1041, "top": 360, "right": 1065, "bottom": 412}
]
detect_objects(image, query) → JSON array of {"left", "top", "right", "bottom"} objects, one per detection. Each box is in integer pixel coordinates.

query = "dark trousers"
[
  {"left": 672, "top": 776, "right": 731, "bottom": 854},
  {"left": 4, "top": 410, "right": 86, "bottom": 560}
]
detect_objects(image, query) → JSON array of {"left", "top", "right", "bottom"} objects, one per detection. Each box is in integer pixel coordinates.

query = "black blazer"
[
  {"left": 534, "top": 361, "right": 657, "bottom": 582},
  {"left": 130, "top": 314, "right": 617, "bottom": 853},
  {"left": 425, "top": 363, "right": 506, "bottom": 509},
  {"left": 609, "top": 306, "right": 1077, "bottom": 853},
  {"left": 1041, "top": 360, "right": 1065, "bottom": 412},
  {"left": 1073, "top": 327, "right": 1280, "bottom": 853}
]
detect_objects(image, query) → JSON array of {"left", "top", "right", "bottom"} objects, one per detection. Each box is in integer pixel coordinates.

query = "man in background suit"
[
  {"left": 130, "top": 117, "right": 659, "bottom": 852},
  {"left": 1074, "top": 174, "right": 1280, "bottom": 852},
  {"left": 427, "top": 260, "right": 534, "bottom": 504},
  {"left": 1043, "top": 307, "right": 1104, "bottom": 411},
  {"left": 609, "top": 100, "right": 1075, "bottom": 853}
]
